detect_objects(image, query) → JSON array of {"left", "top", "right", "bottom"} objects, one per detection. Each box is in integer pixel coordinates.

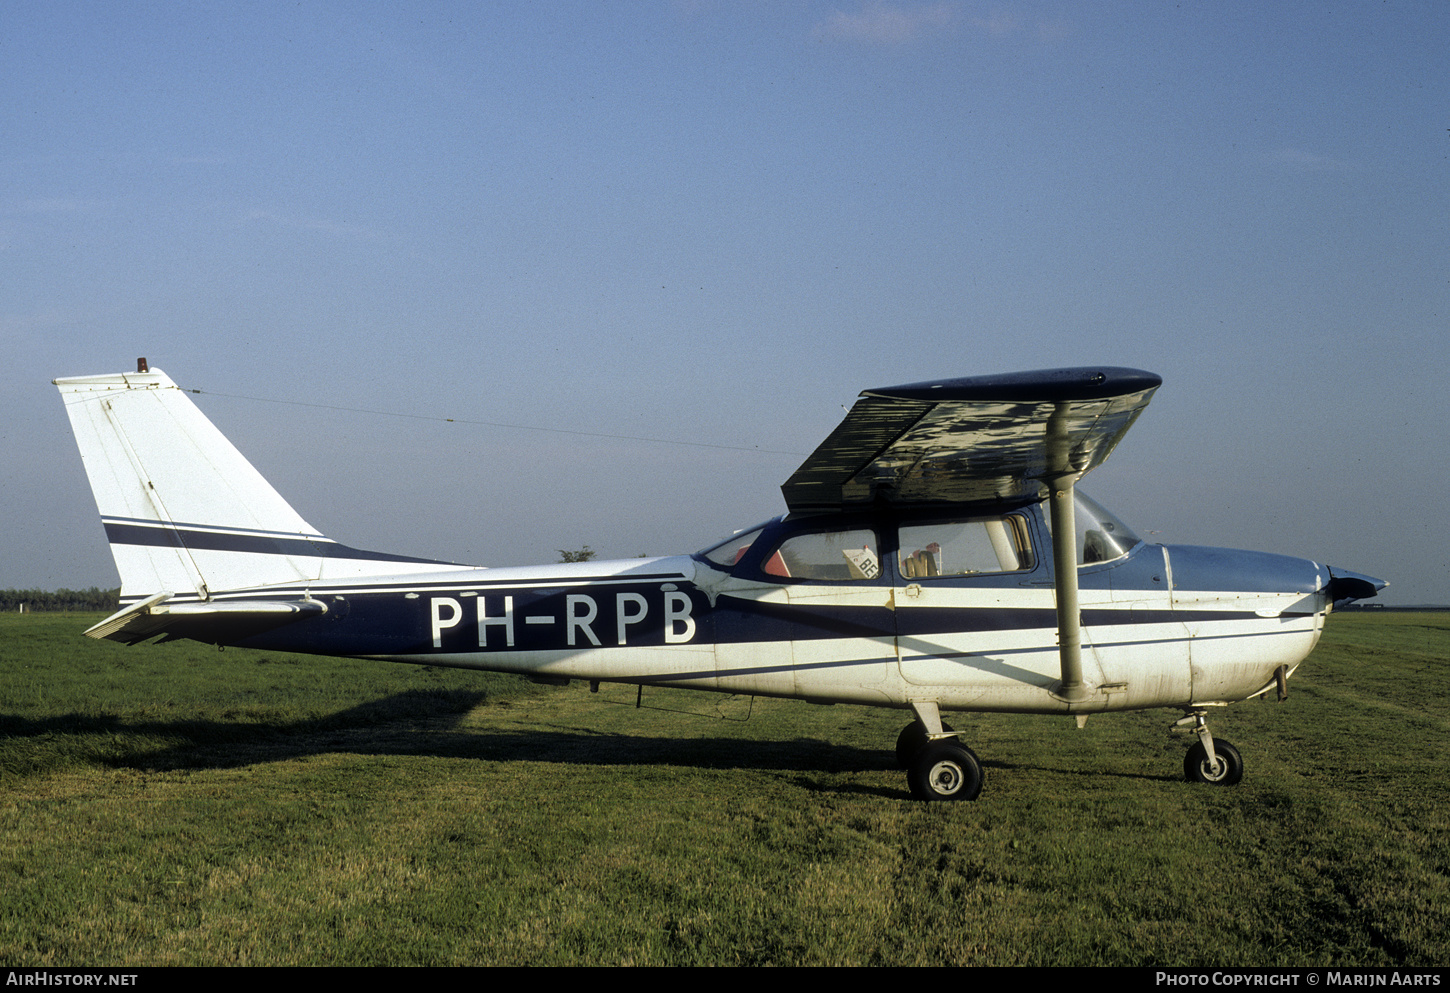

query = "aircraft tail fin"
[{"left": 55, "top": 362, "right": 461, "bottom": 606}]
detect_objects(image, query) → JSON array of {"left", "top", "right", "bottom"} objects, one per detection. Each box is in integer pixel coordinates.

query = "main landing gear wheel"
[
  {"left": 895, "top": 719, "right": 955, "bottom": 769},
  {"left": 1184, "top": 738, "right": 1244, "bottom": 785},
  {"left": 908, "top": 741, "right": 984, "bottom": 802}
]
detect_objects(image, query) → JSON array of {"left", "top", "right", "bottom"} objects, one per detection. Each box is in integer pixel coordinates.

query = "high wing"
[
  {"left": 779, "top": 366, "right": 1163, "bottom": 708},
  {"left": 781, "top": 367, "right": 1163, "bottom": 514}
]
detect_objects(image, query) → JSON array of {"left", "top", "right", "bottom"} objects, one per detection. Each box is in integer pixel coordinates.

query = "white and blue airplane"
[{"left": 55, "top": 360, "right": 1385, "bottom": 801}]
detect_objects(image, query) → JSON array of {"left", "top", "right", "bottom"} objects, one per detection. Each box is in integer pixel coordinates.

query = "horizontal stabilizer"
[{"left": 85, "top": 593, "right": 327, "bottom": 645}]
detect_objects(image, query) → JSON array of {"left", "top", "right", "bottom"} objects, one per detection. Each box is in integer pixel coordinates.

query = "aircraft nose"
[{"left": 1324, "top": 566, "right": 1388, "bottom": 605}]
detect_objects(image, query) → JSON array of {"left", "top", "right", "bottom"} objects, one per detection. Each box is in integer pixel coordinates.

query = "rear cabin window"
[
  {"left": 763, "top": 529, "right": 880, "bottom": 581},
  {"left": 898, "top": 517, "right": 1034, "bottom": 578},
  {"left": 701, "top": 526, "right": 765, "bottom": 568}
]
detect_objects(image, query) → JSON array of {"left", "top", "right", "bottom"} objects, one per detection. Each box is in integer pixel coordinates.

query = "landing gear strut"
[
  {"left": 1178, "top": 711, "right": 1244, "bottom": 786},
  {"left": 894, "top": 719, "right": 955, "bottom": 769}
]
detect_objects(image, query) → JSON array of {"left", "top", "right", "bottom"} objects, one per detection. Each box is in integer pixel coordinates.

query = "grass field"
[{"left": 1, "top": 611, "right": 1446, "bottom": 966}]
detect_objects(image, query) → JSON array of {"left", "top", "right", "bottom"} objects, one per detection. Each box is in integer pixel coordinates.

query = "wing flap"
[{"left": 782, "top": 367, "right": 1161, "bottom": 513}]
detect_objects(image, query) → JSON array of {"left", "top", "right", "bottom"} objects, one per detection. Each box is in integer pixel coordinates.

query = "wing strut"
[
  {"left": 1046, "top": 403, "right": 1089, "bottom": 704},
  {"left": 1047, "top": 481, "right": 1088, "bottom": 702}
]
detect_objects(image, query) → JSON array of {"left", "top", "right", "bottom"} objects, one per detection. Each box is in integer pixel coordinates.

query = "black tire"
[
  {"left": 895, "top": 719, "right": 955, "bottom": 769},
  {"left": 907, "top": 741, "right": 984, "bottom": 801},
  {"left": 1183, "top": 738, "right": 1244, "bottom": 785}
]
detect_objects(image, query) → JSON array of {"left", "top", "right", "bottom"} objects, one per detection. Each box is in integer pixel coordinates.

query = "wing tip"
[{"left": 865, "top": 366, "right": 1161, "bottom": 403}]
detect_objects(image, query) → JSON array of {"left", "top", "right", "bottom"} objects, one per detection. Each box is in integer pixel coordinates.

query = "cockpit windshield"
[{"left": 1048, "top": 490, "right": 1142, "bottom": 565}]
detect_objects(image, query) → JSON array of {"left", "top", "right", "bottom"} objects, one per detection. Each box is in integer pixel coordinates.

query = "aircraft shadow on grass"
[{"left": 4, "top": 688, "right": 1180, "bottom": 796}]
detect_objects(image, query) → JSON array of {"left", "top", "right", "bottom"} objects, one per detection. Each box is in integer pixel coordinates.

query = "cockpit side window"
[
  {"left": 762, "top": 529, "right": 881, "bottom": 581},
  {"left": 898, "top": 516, "right": 1035, "bottom": 578}
]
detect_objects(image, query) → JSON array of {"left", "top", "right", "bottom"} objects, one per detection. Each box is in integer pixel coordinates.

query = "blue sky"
[{"left": 4, "top": 1, "right": 1446, "bottom": 604}]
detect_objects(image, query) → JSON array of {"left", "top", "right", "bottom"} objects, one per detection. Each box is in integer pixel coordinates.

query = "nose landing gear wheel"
[
  {"left": 1184, "top": 738, "right": 1243, "bottom": 785},
  {"left": 907, "top": 741, "right": 984, "bottom": 801}
]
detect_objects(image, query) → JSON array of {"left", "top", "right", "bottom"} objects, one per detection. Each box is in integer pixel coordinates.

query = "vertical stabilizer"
[{"left": 56, "top": 366, "right": 334, "bottom": 602}]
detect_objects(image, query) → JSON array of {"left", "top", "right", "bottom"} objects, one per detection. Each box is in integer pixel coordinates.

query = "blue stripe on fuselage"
[{"left": 230, "top": 579, "right": 1271, "bottom": 660}]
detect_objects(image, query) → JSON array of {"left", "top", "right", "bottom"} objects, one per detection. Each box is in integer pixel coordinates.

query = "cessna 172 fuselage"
[{"left": 55, "top": 362, "right": 1385, "bottom": 801}]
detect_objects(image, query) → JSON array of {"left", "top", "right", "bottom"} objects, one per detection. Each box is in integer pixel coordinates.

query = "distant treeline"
[
  {"left": 2, "top": 588, "right": 121, "bottom": 612},
  {"left": 1339, "top": 602, "right": 1449, "bottom": 612}
]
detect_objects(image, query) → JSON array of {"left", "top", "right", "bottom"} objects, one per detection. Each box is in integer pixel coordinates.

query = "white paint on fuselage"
[{"left": 330, "top": 552, "right": 1331, "bottom": 718}]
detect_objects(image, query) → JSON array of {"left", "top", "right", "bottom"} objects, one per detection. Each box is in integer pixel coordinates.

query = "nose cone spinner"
[{"left": 1324, "top": 566, "right": 1388, "bottom": 607}]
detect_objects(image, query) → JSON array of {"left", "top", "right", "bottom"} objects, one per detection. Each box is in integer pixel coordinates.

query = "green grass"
[{"left": 1, "top": 611, "right": 1446, "bottom": 965}]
